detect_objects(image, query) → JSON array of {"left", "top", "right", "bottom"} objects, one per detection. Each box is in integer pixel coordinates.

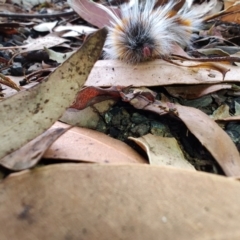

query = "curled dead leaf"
[
  {"left": 0, "top": 127, "right": 69, "bottom": 171},
  {"left": 175, "top": 104, "right": 240, "bottom": 177}
]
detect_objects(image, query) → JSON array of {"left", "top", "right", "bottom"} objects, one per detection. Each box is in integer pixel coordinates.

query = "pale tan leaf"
[
  {"left": 0, "top": 127, "right": 68, "bottom": 171},
  {"left": 44, "top": 47, "right": 75, "bottom": 63},
  {"left": 129, "top": 134, "right": 195, "bottom": 170},
  {"left": 0, "top": 28, "right": 107, "bottom": 159},
  {"left": 54, "top": 25, "right": 97, "bottom": 36},
  {"left": 86, "top": 60, "right": 240, "bottom": 87},
  {"left": 231, "top": 52, "right": 240, "bottom": 66},
  {"left": 0, "top": 164, "right": 240, "bottom": 239},
  {"left": 175, "top": 105, "right": 240, "bottom": 177},
  {"left": 33, "top": 21, "right": 58, "bottom": 32},
  {"left": 235, "top": 101, "right": 240, "bottom": 115},
  {"left": 20, "top": 34, "right": 69, "bottom": 53},
  {"left": 197, "top": 48, "right": 230, "bottom": 56},
  {"left": 43, "top": 122, "right": 147, "bottom": 164},
  {"left": 60, "top": 100, "right": 116, "bottom": 128},
  {"left": 211, "top": 101, "right": 240, "bottom": 121},
  {"left": 211, "top": 104, "right": 231, "bottom": 120}
]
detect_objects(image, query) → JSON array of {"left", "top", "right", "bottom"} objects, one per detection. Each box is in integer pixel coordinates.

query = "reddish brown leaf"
[{"left": 71, "top": 86, "right": 122, "bottom": 110}]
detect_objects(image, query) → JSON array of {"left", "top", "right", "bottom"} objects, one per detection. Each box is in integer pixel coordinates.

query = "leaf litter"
[
  {"left": 1, "top": 0, "right": 240, "bottom": 237},
  {"left": 0, "top": 27, "right": 107, "bottom": 159},
  {"left": 0, "top": 0, "right": 240, "bottom": 173}
]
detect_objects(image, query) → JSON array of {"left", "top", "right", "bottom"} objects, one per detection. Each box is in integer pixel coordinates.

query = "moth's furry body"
[{"left": 104, "top": 0, "right": 211, "bottom": 63}]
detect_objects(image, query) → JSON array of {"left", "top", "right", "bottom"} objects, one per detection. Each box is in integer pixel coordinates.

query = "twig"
[{"left": 0, "top": 10, "right": 76, "bottom": 19}]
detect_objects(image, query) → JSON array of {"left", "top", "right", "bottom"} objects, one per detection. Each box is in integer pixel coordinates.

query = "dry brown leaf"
[
  {"left": 86, "top": 60, "right": 240, "bottom": 87},
  {"left": 224, "top": 0, "right": 239, "bottom": 9},
  {"left": 129, "top": 134, "right": 195, "bottom": 170},
  {"left": 120, "top": 89, "right": 240, "bottom": 176},
  {"left": 0, "top": 28, "right": 107, "bottom": 159},
  {"left": 175, "top": 104, "right": 240, "bottom": 177},
  {"left": 0, "top": 74, "right": 20, "bottom": 91},
  {"left": 206, "top": 1, "right": 240, "bottom": 23},
  {"left": 1, "top": 164, "right": 240, "bottom": 239},
  {"left": 165, "top": 84, "right": 232, "bottom": 99},
  {"left": 0, "top": 127, "right": 69, "bottom": 171},
  {"left": 43, "top": 121, "right": 147, "bottom": 164}
]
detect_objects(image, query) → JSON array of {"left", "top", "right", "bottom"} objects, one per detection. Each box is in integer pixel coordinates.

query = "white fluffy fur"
[{"left": 104, "top": 0, "right": 214, "bottom": 63}]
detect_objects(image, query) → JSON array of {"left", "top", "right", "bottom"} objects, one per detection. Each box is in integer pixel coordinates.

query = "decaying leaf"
[
  {"left": 0, "top": 164, "right": 240, "bottom": 239},
  {"left": 0, "top": 127, "right": 69, "bottom": 171},
  {"left": 0, "top": 28, "right": 107, "bottom": 159},
  {"left": 120, "top": 88, "right": 240, "bottom": 176},
  {"left": 129, "top": 134, "right": 195, "bottom": 170},
  {"left": 43, "top": 122, "right": 147, "bottom": 164},
  {"left": 60, "top": 100, "right": 116, "bottom": 128}
]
